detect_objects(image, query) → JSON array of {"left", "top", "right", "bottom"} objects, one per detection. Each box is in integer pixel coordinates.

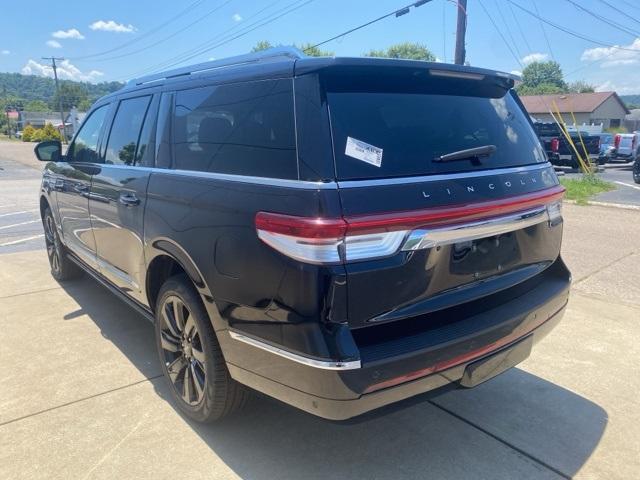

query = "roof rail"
[{"left": 127, "top": 46, "right": 306, "bottom": 87}]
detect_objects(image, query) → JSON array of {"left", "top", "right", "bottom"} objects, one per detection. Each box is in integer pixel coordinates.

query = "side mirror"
[{"left": 34, "top": 140, "right": 62, "bottom": 162}]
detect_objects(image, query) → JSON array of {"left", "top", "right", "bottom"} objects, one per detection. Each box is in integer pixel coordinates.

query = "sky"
[{"left": 1, "top": 0, "right": 640, "bottom": 93}]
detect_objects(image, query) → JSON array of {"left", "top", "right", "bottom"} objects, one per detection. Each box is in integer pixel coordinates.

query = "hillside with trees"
[{"left": 0, "top": 72, "right": 123, "bottom": 112}]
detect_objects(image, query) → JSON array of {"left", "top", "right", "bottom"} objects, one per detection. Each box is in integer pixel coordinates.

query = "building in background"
[{"left": 520, "top": 92, "right": 629, "bottom": 130}]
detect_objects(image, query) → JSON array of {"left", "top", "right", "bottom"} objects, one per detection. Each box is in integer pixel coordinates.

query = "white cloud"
[
  {"left": 21, "top": 59, "right": 103, "bottom": 83},
  {"left": 89, "top": 20, "right": 136, "bottom": 33},
  {"left": 232, "top": 13, "right": 242, "bottom": 22},
  {"left": 594, "top": 79, "right": 640, "bottom": 95},
  {"left": 521, "top": 53, "right": 549, "bottom": 65},
  {"left": 581, "top": 38, "right": 640, "bottom": 68},
  {"left": 46, "top": 40, "right": 62, "bottom": 49},
  {"left": 52, "top": 28, "right": 85, "bottom": 40},
  {"left": 1, "top": 49, "right": 9, "bottom": 55},
  {"left": 510, "top": 70, "right": 523, "bottom": 76}
]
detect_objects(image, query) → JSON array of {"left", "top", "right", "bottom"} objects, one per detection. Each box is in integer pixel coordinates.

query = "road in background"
[
  {"left": 0, "top": 142, "right": 45, "bottom": 253},
  {"left": 561, "top": 162, "right": 640, "bottom": 207}
]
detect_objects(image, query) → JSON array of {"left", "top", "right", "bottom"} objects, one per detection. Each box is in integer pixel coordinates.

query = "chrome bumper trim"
[
  {"left": 402, "top": 206, "right": 550, "bottom": 251},
  {"left": 228, "top": 331, "right": 362, "bottom": 370}
]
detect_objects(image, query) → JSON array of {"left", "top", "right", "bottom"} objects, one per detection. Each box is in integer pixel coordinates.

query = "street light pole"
[
  {"left": 454, "top": 0, "right": 467, "bottom": 65},
  {"left": 42, "top": 56, "right": 66, "bottom": 143}
]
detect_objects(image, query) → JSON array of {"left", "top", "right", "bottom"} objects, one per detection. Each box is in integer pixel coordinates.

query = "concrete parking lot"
[{"left": 1, "top": 141, "right": 639, "bottom": 479}]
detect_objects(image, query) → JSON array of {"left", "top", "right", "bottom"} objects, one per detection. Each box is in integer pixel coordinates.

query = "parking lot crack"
[{"left": 429, "top": 399, "right": 571, "bottom": 480}]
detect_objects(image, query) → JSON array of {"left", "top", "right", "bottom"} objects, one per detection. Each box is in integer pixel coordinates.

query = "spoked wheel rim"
[
  {"left": 160, "top": 295, "right": 207, "bottom": 406},
  {"left": 44, "top": 214, "right": 60, "bottom": 274}
]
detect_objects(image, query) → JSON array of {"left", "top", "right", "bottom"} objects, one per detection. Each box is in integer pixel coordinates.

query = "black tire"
[
  {"left": 155, "top": 274, "right": 248, "bottom": 422},
  {"left": 633, "top": 159, "right": 640, "bottom": 184},
  {"left": 42, "top": 206, "right": 82, "bottom": 281}
]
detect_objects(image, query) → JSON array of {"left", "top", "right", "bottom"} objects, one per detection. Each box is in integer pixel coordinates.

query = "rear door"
[
  {"left": 89, "top": 93, "right": 158, "bottom": 303},
  {"left": 55, "top": 104, "right": 110, "bottom": 269},
  {"left": 321, "top": 70, "right": 563, "bottom": 327}
]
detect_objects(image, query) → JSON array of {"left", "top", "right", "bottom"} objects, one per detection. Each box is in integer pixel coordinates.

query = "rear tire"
[
  {"left": 155, "top": 274, "right": 248, "bottom": 422},
  {"left": 42, "top": 206, "right": 82, "bottom": 281},
  {"left": 633, "top": 159, "right": 640, "bottom": 184}
]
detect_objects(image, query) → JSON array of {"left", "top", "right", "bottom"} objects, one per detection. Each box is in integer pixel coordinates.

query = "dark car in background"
[
  {"left": 34, "top": 48, "right": 570, "bottom": 422},
  {"left": 533, "top": 121, "right": 601, "bottom": 168}
]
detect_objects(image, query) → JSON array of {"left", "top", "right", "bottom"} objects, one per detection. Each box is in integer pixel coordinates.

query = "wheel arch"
[{"left": 145, "top": 238, "right": 212, "bottom": 313}]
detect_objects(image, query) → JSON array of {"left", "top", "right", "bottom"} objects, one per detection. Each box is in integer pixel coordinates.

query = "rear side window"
[
  {"left": 104, "top": 95, "right": 152, "bottom": 166},
  {"left": 172, "top": 79, "right": 297, "bottom": 179},
  {"left": 328, "top": 90, "right": 546, "bottom": 180}
]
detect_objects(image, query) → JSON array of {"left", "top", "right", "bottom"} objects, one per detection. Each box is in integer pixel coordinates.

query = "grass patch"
[{"left": 560, "top": 175, "right": 616, "bottom": 205}]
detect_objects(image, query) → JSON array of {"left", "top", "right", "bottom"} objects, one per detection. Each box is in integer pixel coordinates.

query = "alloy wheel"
[
  {"left": 160, "top": 295, "right": 207, "bottom": 405},
  {"left": 44, "top": 214, "right": 60, "bottom": 275}
]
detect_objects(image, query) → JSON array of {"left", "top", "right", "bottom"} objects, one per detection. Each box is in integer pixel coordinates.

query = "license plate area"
[{"left": 459, "top": 334, "right": 533, "bottom": 388}]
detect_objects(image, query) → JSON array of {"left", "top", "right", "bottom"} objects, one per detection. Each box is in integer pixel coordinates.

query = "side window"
[
  {"left": 104, "top": 95, "right": 152, "bottom": 165},
  {"left": 67, "top": 105, "right": 108, "bottom": 163},
  {"left": 173, "top": 79, "right": 297, "bottom": 179}
]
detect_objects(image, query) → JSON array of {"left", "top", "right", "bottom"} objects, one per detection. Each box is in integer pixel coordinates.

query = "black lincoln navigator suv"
[{"left": 35, "top": 48, "right": 570, "bottom": 422}]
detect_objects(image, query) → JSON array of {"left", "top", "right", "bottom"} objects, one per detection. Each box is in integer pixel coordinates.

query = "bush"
[
  {"left": 31, "top": 128, "right": 44, "bottom": 142},
  {"left": 40, "top": 123, "right": 63, "bottom": 141},
  {"left": 22, "top": 124, "right": 35, "bottom": 142}
]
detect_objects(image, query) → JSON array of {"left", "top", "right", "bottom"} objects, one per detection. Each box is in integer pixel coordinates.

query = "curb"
[{"left": 565, "top": 199, "right": 640, "bottom": 211}]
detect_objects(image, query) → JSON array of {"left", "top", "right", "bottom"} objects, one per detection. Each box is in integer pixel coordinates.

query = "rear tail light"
[
  {"left": 256, "top": 185, "right": 565, "bottom": 265},
  {"left": 550, "top": 138, "right": 560, "bottom": 153},
  {"left": 614, "top": 134, "right": 621, "bottom": 149}
]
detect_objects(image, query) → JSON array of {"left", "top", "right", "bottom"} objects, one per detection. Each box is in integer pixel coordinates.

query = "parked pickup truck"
[
  {"left": 533, "top": 122, "right": 600, "bottom": 168},
  {"left": 611, "top": 133, "right": 639, "bottom": 162}
]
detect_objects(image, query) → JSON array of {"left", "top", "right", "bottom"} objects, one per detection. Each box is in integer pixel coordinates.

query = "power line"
[
  {"left": 305, "top": 0, "right": 433, "bottom": 52},
  {"left": 532, "top": 0, "right": 556, "bottom": 61},
  {"left": 87, "top": 0, "right": 235, "bottom": 63},
  {"left": 124, "top": 0, "right": 289, "bottom": 79},
  {"left": 69, "top": 0, "right": 208, "bottom": 60},
  {"left": 564, "top": 0, "right": 640, "bottom": 37},
  {"left": 616, "top": 0, "right": 640, "bottom": 13},
  {"left": 493, "top": 0, "right": 522, "bottom": 59},
  {"left": 596, "top": 0, "right": 640, "bottom": 27},
  {"left": 509, "top": 1, "right": 640, "bottom": 53},
  {"left": 508, "top": 1, "right": 532, "bottom": 53},
  {"left": 478, "top": 0, "right": 523, "bottom": 68},
  {"left": 124, "top": 0, "right": 313, "bottom": 80}
]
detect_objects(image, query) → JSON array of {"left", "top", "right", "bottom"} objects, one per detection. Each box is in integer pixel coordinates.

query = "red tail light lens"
[
  {"left": 615, "top": 134, "right": 621, "bottom": 149},
  {"left": 550, "top": 138, "right": 559, "bottom": 153},
  {"left": 256, "top": 185, "right": 566, "bottom": 265}
]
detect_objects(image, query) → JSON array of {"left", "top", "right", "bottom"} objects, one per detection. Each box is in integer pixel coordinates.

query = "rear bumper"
[
  {"left": 223, "top": 259, "right": 571, "bottom": 420},
  {"left": 228, "top": 302, "right": 566, "bottom": 420}
]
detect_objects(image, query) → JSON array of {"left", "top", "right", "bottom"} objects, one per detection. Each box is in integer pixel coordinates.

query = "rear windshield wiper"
[{"left": 434, "top": 145, "right": 497, "bottom": 163}]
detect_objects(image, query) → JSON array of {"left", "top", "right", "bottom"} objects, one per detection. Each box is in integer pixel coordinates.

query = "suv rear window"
[{"left": 328, "top": 90, "right": 545, "bottom": 180}]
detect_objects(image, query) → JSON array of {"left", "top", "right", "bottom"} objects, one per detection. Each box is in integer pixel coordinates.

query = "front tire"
[
  {"left": 155, "top": 274, "right": 248, "bottom": 422},
  {"left": 42, "top": 206, "right": 82, "bottom": 281}
]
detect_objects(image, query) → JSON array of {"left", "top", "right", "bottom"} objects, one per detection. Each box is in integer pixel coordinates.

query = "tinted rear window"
[
  {"left": 173, "top": 79, "right": 297, "bottom": 179},
  {"left": 328, "top": 91, "right": 546, "bottom": 180}
]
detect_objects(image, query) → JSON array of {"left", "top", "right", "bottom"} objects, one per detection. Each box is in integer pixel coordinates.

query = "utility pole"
[
  {"left": 454, "top": 0, "right": 467, "bottom": 65},
  {"left": 42, "top": 57, "right": 66, "bottom": 143}
]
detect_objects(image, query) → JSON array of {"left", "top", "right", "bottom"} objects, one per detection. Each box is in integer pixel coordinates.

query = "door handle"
[{"left": 119, "top": 192, "right": 140, "bottom": 207}]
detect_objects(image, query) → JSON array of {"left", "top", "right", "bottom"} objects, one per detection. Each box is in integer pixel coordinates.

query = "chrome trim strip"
[
  {"left": 77, "top": 162, "right": 551, "bottom": 190},
  {"left": 402, "top": 206, "right": 551, "bottom": 251},
  {"left": 337, "top": 163, "right": 551, "bottom": 188},
  {"left": 228, "top": 330, "right": 361, "bottom": 370}
]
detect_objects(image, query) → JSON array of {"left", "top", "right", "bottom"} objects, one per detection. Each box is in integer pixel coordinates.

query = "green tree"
[
  {"left": 517, "top": 83, "right": 566, "bottom": 96},
  {"left": 520, "top": 61, "right": 566, "bottom": 91},
  {"left": 251, "top": 40, "right": 274, "bottom": 52},
  {"left": 567, "top": 80, "right": 595, "bottom": 93},
  {"left": 22, "top": 124, "right": 35, "bottom": 142},
  {"left": 24, "top": 100, "right": 49, "bottom": 112},
  {"left": 251, "top": 40, "right": 333, "bottom": 57},
  {"left": 51, "top": 83, "right": 90, "bottom": 111},
  {"left": 364, "top": 42, "right": 436, "bottom": 61}
]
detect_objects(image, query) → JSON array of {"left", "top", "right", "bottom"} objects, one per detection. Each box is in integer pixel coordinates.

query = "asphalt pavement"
[
  {"left": 1, "top": 140, "right": 639, "bottom": 479},
  {"left": 560, "top": 162, "right": 640, "bottom": 207}
]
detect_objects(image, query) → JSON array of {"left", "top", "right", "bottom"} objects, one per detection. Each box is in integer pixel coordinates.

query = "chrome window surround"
[
  {"left": 401, "top": 205, "right": 553, "bottom": 252},
  {"left": 228, "top": 330, "right": 361, "bottom": 370},
  {"left": 84, "top": 162, "right": 553, "bottom": 191}
]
